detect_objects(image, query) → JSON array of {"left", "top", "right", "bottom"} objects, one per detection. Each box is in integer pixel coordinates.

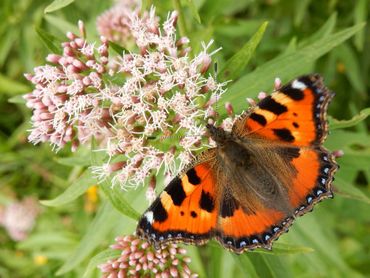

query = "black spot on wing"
[
  {"left": 165, "top": 177, "right": 186, "bottom": 206},
  {"left": 249, "top": 112, "right": 267, "bottom": 126},
  {"left": 191, "top": 211, "right": 197, "bottom": 218},
  {"left": 280, "top": 85, "right": 304, "bottom": 100},
  {"left": 297, "top": 75, "right": 318, "bottom": 91},
  {"left": 276, "top": 147, "right": 300, "bottom": 161},
  {"left": 258, "top": 96, "right": 288, "bottom": 115},
  {"left": 186, "top": 168, "right": 201, "bottom": 185},
  {"left": 199, "top": 190, "right": 215, "bottom": 212},
  {"left": 221, "top": 195, "right": 239, "bottom": 218},
  {"left": 272, "top": 128, "right": 295, "bottom": 142},
  {"left": 293, "top": 122, "right": 299, "bottom": 128},
  {"left": 152, "top": 199, "right": 168, "bottom": 223}
]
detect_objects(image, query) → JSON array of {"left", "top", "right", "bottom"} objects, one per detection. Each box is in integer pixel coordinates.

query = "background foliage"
[{"left": 0, "top": 0, "right": 369, "bottom": 277}]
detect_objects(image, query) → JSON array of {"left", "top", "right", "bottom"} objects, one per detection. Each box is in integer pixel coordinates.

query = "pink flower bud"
[
  {"left": 332, "top": 150, "right": 344, "bottom": 158},
  {"left": 78, "top": 20, "right": 86, "bottom": 38},
  {"left": 225, "top": 102, "right": 234, "bottom": 116},
  {"left": 63, "top": 46, "right": 74, "bottom": 57},
  {"left": 274, "top": 77, "right": 282, "bottom": 90},
  {"left": 46, "top": 54, "right": 62, "bottom": 64},
  {"left": 246, "top": 97, "right": 256, "bottom": 106},
  {"left": 66, "top": 31, "right": 76, "bottom": 40},
  {"left": 258, "top": 91, "right": 267, "bottom": 100}
]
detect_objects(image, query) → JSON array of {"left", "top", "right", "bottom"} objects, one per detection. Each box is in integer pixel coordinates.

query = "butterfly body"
[{"left": 137, "top": 74, "right": 338, "bottom": 253}]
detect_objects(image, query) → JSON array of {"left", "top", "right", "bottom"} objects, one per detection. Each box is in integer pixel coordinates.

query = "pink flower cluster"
[
  {"left": 96, "top": 0, "right": 142, "bottom": 46},
  {"left": 24, "top": 6, "right": 226, "bottom": 192},
  {"left": 98, "top": 235, "right": 197, "bottom": 278},
  {"left": 24, "top": 21, "right": 110, "bottom": 151},
  {"left": 0, "top": 197, "right": 40, "bottom": 241}
]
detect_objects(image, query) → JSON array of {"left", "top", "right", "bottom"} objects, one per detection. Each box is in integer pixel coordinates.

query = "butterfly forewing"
[
  {"left": 136, "top": 150, "right": 219, "bottom": 247},
  {"left": 233, "top": 74, "right": 333, "bottom": 146}
]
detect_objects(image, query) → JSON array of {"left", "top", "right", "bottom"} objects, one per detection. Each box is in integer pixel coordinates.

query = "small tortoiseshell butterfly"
[{"left": 137, "top": 74, "right": 338, "bottom": 253}]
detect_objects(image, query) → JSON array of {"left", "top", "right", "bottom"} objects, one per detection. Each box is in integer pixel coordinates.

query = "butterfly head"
[{"left": 206, "top": 124, "right": 232, "bottom": 146}]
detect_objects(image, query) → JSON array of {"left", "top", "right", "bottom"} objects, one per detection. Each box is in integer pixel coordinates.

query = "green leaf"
[
  {"left": 100, "top": 181, "right": 141, "bottom": 221},
  {"left": 8, "top": 95, "right": 26, "bottom": 104},
  {"left": 56, "top": 201, "right": 121, "bottom": 275},
  {"left": 353, "top": 0, "right": 367, "bottom": 51},
  {"left": 83, "top": 249, "right": 121, "bottom": 278},
  {"left": 330, "top": 108, "right": 370, "bottom": 130},
  {"left": 207, "top": 244, "right": 223, "bottom": 278},
  {"left": 40, "top": 170, "right": 97, "bottom": 207},
  {"left": 0, "top": 29, "right": 18, "bottom": 67},
  {"left": 35, "top": 27, "right": 61, "bottom": 54},
  {"left": 18, "top": 232, "right": 77, "bottom": 250},
  {"left": 334, "top": 43, "right": 366, "bottom": 94},
  {"left": 44, "top": 0, "right": 75, "bottom": 13},
  {"left": 221, "top": 22, "right": 366, "bottom": 113},
  {"left": 141, "top": 0, "right": 152, "bottom": 14},
  {"left": 90, "top": 138, "right": 140, "bottom": 220},
  {"left": 220, "top": 22, "right": 268, "bottom": 81},
  {"left": 241, "top": 253, "right": 293, "bottom": 278},
  {"left": 294, "top": 0, "right": 311, "bottom": 27},
  {"left": 254, "top": 242, "right": 314, "bottom": 255},
  {"left": 335, "top": 176, "right": 370, "bottom": 205},
  {"left": 233, "top": 253, "right": 259, "bottom": 278},
  {"left": 299, "top": 12, "right": 337, "bottom": 48},
  {"left": 44, "top": 14, "right": 79, "bottom": 34},
  {"left": 294, "top": 215, "right": 352, "bottom": 273},
  {"left": 0, "top": 74, "right": 29, "bottom": 95},
  {"left": 55, "top": 156, "right": 91, "bottom": 167},
  {"left": 186, "top": 0, "right": 201, "bottom": 24},
  {"left": 108, "top": 41, "right": 128, "bottom": 55}
]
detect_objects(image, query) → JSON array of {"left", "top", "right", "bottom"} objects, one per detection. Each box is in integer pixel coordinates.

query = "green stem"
[{"left": 172, "top": 0, "right": 188, "bottom": 38}]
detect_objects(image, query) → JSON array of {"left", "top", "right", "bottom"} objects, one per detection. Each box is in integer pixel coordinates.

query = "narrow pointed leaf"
[
  {"left": 186, "top": 0, "right": 201, "bottom": 23},
  {"left": 0, "top": 74, "right": 29, "bottom": 95},
  {"left": 41, "top": 171, "right": 97, "bottom": 207},
  {"left": 100, "top": 181, "right": 141, "bottom": 221},
  {"left": 330, "top": 108, "right": 370, "bottom": 130},
  {"left": 56, "top": 156, "right": 91, "bottom": 167},
  {"left": 335, "top": 176, "right": 370, "bottom": 205},
  {"left": 83, "top": 249, "right": 121, "bottom": 278},
  {"left": 221, "top": 23, "right": 365, "bottom": 113},
  {"left": 35, "top": 27, "right": 61, "bottom": 53},
  {"left": 44, "top": 0, "right": 75, "bottom": 13},
  {"left": 56, "top": 201, "right": 120, "bottom": 275},
  {"left": 220, "top": 22, "right": 268, "bottom": 81}
]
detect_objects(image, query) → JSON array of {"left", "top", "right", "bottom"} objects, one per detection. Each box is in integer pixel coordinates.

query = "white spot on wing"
[
  {"left": 145, "top": 211, "right": 154, "bottom": 224},
  {"left": 292, "top": 80, "right": 307, "bottom": 90}
]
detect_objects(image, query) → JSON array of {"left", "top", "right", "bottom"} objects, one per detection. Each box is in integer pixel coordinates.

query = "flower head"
[
  {"left": 96, "top": 0, "right": 142, "bottom": 46},
  {"left": 0, "top": 197, "right": 40, "bottom": 241},
  {"left": 24, "top": 21, "right": 111, "bottom": 151},
  {"left": 98, "top": 235, "right": 197, "bottom": 277},
  {"left": 25, "top": 7, "right": 226, "bottom": 196}
]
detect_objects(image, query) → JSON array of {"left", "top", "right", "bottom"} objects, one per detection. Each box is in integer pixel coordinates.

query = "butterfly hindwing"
[
  {"left": 233, "top": 74, "right": 334, "bottom": 146},
  {"left": 287, "top": 146, "right": 338, "bottom": 210},
  {"left": 215, "top": 145, "right": 337, "bottom": 253},
  {"left": 136, "top": 150, "right": 219, "bottom": 247}
]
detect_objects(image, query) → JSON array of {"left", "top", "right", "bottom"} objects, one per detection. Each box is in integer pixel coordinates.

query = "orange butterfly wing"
[
  {"left": 215, "top": 193, "right": 288, "bottom": 252},
  {"left": 136, "top": 150, "right": 219, "bottom": 247},
  {"left": 234, "top": 74, "right": 333, "bottom": 146},
  {"left": 215, "top": 74, "right": 338, "bottom": 252},
  {"left": 214, "top": 146, "right": 337, "bottom": 252}
]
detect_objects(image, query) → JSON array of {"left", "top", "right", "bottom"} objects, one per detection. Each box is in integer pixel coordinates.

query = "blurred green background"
[{"left": 0, "top": 0, "right": 369, "bottom": 277}]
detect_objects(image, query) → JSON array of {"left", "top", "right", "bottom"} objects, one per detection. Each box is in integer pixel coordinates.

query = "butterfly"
[{"left": 136, "top": 74, "right": 338, "bottom": 253}]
